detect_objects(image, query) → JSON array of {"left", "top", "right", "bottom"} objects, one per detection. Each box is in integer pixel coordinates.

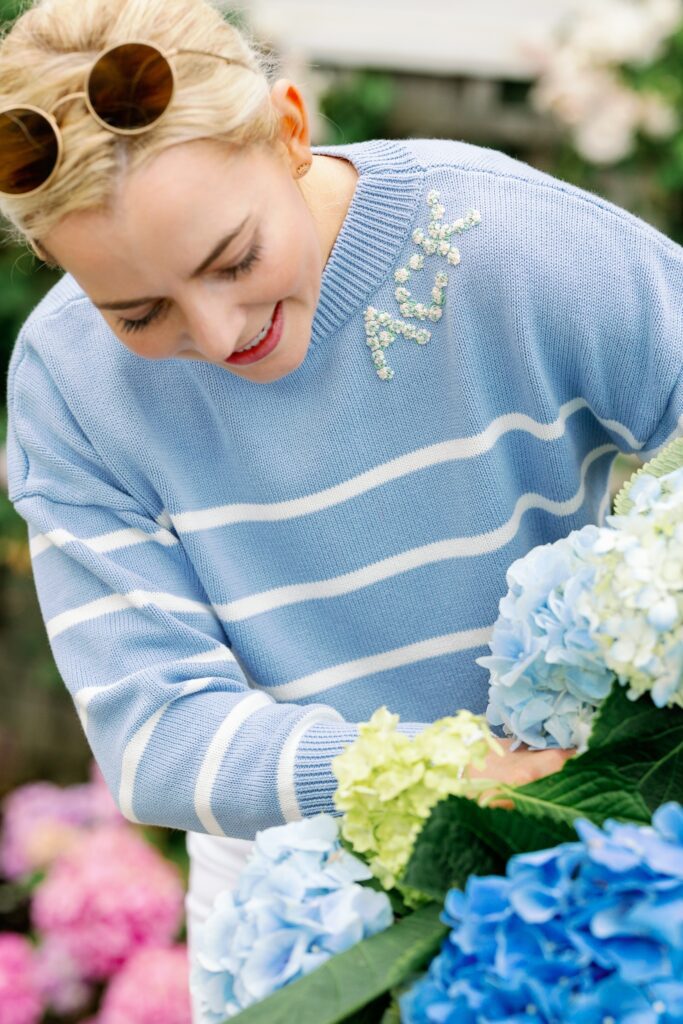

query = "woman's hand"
[{"left": 466, "top": 737, "right": 575, "bottom": 807}]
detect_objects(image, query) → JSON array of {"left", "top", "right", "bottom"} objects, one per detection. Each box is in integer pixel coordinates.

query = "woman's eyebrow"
[{"left": 93, "top": 214, "right": 251, "bottom": 311}]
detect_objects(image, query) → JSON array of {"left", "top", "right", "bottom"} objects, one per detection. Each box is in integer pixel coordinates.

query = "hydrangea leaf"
[
  {"left": 403, "top": 682, "right": 682, "bottom": 901},
  {"left": 613, "top": 436, "right": 683, "bottom": 515},
  {"left": 229, "top": 902, "right": 448, "bottom": 1024},
  {"left": 585, "top": 675, "right": 683, "bottom": 810},
  {"left": 378, "top": 1000, "right": 402, "bottom": 1024},
  {"left": 402, "top": 795, "right": 575, "bottom": 899}
]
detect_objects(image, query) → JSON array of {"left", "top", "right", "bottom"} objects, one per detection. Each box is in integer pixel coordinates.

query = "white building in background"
[{"left": 237, "top": 0, "right": 598, "bottom": 145}]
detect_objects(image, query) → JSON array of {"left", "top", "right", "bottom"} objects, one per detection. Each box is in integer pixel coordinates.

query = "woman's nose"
[{"left": 182, "top": 300, "right": 246, "bottom": 362}]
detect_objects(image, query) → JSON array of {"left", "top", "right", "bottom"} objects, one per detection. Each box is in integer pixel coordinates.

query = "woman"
[{"left": 1, "top": 0, "right": 682, "bottom": 1017}]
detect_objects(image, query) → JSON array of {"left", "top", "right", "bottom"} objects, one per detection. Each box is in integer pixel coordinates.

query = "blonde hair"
[{"left": 0, "top": 0, "right": 281, "bottom": 255}]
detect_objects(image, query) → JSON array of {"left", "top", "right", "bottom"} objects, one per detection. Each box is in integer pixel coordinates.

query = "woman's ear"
[
  {"left": 269, "top": 78, "right": 312, "bottom": 175},
  {"left": 28, "top": 237, "right": 60, "bottom": 268}
]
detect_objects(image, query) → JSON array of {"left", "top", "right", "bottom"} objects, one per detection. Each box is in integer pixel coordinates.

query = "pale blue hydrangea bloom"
[
  {"left": 476, "top": 525, "right": 614, "bottom": 749},
  {"left": 477, "top": 465, "right": 683, "bottom": 748},
  {"left": 188, "top": 814, "right": 393, "bottom": 1022}
]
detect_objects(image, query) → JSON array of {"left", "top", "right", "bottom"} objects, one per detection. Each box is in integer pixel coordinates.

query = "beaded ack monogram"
[{"left": 363, "top": 189, "right": 481, "bottom": 381}]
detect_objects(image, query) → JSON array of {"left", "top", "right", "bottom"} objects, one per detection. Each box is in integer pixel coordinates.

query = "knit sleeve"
[
  {"left": 6, "top": 330, "right": 404, "bottom": 841},
  {"left": 513, "top": 181, "right": 683, "bottom": 458}
]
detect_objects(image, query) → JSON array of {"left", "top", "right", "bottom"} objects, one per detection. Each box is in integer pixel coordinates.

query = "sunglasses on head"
[{"left": 0, "top": 40, "right": 253, "bottom": 198}]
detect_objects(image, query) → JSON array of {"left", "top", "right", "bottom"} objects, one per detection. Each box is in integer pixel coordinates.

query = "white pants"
[{"left": 184, "top": 831, "right": 255, "bottom": 1024}]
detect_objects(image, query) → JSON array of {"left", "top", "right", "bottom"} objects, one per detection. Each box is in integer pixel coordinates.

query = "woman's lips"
[{"left": 225, "top": 301, "right": 284, "bottom": 365}]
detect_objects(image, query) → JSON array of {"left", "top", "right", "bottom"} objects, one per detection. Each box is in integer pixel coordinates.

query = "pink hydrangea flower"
[
  {"left": 34, "top": 935, "right": 94, "bottom": 1015},
  {"left": 0, "top": 933, "right": 44, "bottom": 1024},
  {"left": 96, "top": 946, "right": 192, "bottom": 1024},
  {"left": 0, "top": 761, "right": 124, "bottom": 881},
  {"left": 31, "top": 824, "right": 185, "bottom": 981}
]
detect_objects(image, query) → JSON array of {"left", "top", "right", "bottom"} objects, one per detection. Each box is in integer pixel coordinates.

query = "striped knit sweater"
[{"left": 6, "top": 137, "right": 683, "bottom": 840}]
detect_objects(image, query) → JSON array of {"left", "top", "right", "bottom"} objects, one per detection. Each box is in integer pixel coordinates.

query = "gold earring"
[{"left": 296, "top": 161, "right": 311, "bottom": 178}]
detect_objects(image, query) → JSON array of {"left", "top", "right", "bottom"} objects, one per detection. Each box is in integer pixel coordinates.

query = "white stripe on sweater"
[
  {"left": 170, "top": 400, "right": 639, "bottom": 532},
  {"left": 214, "top": 445, "right": 617, "bottom": 622},
  {"left": 46, "top": 590, "right": 215, "bottom": 640},
  {"left": 263, "top": 624, "right": 495, "bottom": 701},
  {"left": 74, "top": 647, "right": 238, "bottom": 733},
  {"left": 119, "top": 676, "right": 227, "bottom": 821},
  {"left": 28, "top": 402, "right": 640, "bottom": 558},
  {"left": 44, "top": 444, "right": 617, "bottom": 640},
  {"left": 30, "top": 525, "right": 177, "bottom": 559},
  {"left": 193, "top": 691, "right": 273, "bottom": 835}
]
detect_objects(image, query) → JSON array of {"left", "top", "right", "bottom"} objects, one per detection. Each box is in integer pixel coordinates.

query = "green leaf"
[
  {"left": 230, "top": 903, "right": 448, "bottom": 1024},
  {"left": 403, "top": 683, "right": 683, "bottom": 901},
  {"left": 342, "top": 993, "right": 391, "bottom": 1023},
  {"left": 401, "top": 797, "right": 507, "bottom": 898},
  {"left": 379, "top": 1000, "right": 402, "bottom": 1024},
  {"left": 613, "top": 436, "right": 683, "bottom": 515}
]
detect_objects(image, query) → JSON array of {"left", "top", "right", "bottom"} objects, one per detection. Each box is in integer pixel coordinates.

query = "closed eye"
[{"left": 117, "top": 242, "right": 264, "bottom": 335}]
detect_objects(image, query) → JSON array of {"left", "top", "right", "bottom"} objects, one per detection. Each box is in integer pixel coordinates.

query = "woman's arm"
[{"left": 7, "top": 329, "right": 394, "bottom": 840}]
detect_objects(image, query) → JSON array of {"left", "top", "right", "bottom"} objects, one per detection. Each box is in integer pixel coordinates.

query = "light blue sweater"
[{"left": 6, "top": 138, "right": 683, "bottom": 840}]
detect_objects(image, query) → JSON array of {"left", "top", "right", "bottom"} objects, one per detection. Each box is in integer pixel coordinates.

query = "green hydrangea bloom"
[{"left": 332, "top": 707, "right": 501, "bottom": 900}]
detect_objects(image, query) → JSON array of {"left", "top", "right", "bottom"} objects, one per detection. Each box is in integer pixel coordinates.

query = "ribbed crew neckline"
[
  {"left": 308, "top": 139, "right": 424, "bottom": 344},
  {"left": 51, "top": 139, "right": 426, "bottom": 339}
]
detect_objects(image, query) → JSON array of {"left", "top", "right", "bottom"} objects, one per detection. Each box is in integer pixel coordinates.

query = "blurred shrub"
[
  {"left": 318, "top": 69, "right": 396, "bottom": 144},
  {"left": 0, "top": 0, "right": 63, "bottom": 408},
  {"left": 530, "top": 2, "right": 683, "bottom": 244}
]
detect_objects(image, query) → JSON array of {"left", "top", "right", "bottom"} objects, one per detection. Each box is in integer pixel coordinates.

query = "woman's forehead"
[{"left": 42, "top": 142, "right": 281, "bottom": 268}]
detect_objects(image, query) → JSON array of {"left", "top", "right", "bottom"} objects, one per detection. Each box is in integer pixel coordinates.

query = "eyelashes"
[{"left": 118, "top": 242, "right": 264, "bottom": 335}]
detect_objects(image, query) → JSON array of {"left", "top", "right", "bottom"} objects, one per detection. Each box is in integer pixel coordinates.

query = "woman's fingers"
[{"left": 466, "top": 739, "right": 575, "bottom": 795}]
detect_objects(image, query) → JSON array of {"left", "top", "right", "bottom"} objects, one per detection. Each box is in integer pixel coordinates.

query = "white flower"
[
  {"left": 394, "top": 268, "right": 410, "bottom": 283},
  {"left": 573, "top": 82, "right": 641, "bottom": 163},
  {"left": 639, "top": 92, "right": 679, "bottom": 138},
  {"left": 408, "top": 253, "right": 425, "bottom": 270},
  {"left": 529, "top": 0, "right": 683, "bottom": 165},
  {"left": 570, "top": 0, "right": 682, "bottom": 64}
]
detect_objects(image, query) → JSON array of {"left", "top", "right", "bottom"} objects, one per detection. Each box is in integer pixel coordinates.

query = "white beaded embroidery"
[{"left": 365, "top": 192, "right": 481, "bottom": 381}]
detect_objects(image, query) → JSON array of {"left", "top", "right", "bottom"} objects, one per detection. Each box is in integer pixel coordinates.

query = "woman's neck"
[{"left": 302, "top": 153, "right": 359, "bottom": 268}]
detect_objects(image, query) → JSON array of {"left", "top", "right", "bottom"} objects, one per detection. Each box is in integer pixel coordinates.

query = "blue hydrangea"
[
  {"left": 400, "top": 803, "right": 683, "bottom": 1024},
  {"left": 188, "top": 814, "right": 393, "bottom": 1022},
  {"left": 476, "top": 525, "right": 615, "bottom": 750},
  {"left": 477, "top": 462, "right": 683, "bottom": 749}
]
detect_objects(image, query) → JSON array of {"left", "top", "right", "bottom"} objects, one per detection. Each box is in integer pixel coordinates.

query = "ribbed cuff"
[{"left": 293, "top": 719, "right": 428, "bottom": 819}]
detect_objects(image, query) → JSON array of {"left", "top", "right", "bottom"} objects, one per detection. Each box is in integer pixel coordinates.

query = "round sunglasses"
[{"left": 0, "top": 40, "right": 254, "bottom": 198}]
